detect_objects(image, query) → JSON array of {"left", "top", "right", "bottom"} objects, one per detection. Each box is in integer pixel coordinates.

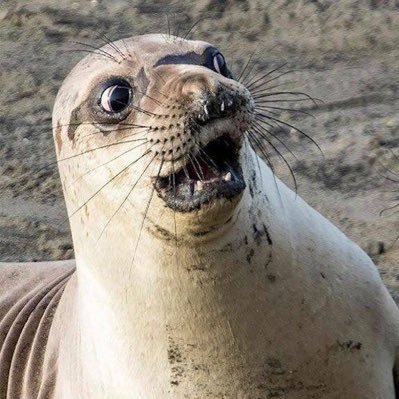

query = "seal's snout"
[
  {"left": 138, "top": 45, "right": 254, "bottom": 213},
  {"left": 150, "top": 72, "right": 251, "bottom": 212}
]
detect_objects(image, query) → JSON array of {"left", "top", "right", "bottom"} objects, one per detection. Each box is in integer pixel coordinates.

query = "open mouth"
[{"left": 154, "top": 135, "right": 245, "bottom": 212}]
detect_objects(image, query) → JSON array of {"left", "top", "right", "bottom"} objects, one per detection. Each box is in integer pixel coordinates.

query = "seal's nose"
[
  {"left": 151, "top": 64, "right": 253, "bottom": 125},
  {"left": 197, "top": 91, "right": 237, "bottom": 125}
]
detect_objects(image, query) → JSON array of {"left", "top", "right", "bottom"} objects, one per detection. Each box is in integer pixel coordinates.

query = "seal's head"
[{"left": 53, "top": 34, "right": 254, "bottom": 241}]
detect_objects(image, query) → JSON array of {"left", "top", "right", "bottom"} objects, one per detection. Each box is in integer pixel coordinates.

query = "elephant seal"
[{"left": 1, "top": 34, "right": 399, "bottom": 398}]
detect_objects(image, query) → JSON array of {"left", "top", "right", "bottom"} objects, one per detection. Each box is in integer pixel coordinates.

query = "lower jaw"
[{"left": 155, "top": 177, "right": 246, "bottom": 213}]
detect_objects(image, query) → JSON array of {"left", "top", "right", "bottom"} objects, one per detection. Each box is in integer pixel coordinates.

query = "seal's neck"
[{"left": 57, "top": 152, "right": 279, "bottom": 398}]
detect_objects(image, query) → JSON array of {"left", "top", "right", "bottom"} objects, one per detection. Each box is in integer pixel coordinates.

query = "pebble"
[
  {"left": 0, "top": 10, "right": 8, "bottom": 21},
  {"left": 385, "top": 118, "right": 398, "bottom": 128}
]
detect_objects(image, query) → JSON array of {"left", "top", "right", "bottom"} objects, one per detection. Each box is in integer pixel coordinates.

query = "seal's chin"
[{"left": 154, "top": 135, "right": 245, "bottom": 212}]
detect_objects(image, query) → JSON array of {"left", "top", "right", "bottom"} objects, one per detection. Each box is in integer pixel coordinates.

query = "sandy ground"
[{"left": 0, "top": 0, "right": 398, "bottom": 299}]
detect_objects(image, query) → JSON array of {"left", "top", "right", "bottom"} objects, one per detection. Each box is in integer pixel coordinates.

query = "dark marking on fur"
[
  {"left": 249, "top": 182, "right": 254, "bottom": 198},
  {"left": 167, "top": 335, "right": 185, "bottom": 387},
  {"left": 192, "top": 229, "right": 212, "bottom": 237},
  {"left": 154, "top": 51, "right": 204, "bottom": 68},
  {"left": 151, "top": 223, "right": 175, "bottom": 241},
  {"left": 393, "top": 362, "right": 399, "bottom": 399},
  {"left": 252, "top": 223, "right": 273, "bottom": 246},
  {"left": 267, "top": 274, "right": 276, "bottom": 283},
  {"left": 262, "top": 224, "right": 273, "bottom": 245},
  {"left": 187, "top": 264, "right": 206, "bottom": 272},
  {"left": 220, "top": 243, "right": 233, "bottom": 253},
  {"left": 224, "top": 215, "right": 233, "bottom": 225},
  {"left": 265, "top": 256, "right": 272, "bottom": 269},
  {"left": 250, "top": 169, "right": 258, "bottom": 192},
  {"left": 336, "top": 340, "right": 362, "bottom": 352},
  {"left": 137, "top": 66, "right": 150, "bottom": 93},
  {"left": 67, "top": 104, "right": 83, "bottom": 140},
  {"left": 246, "top": 248, "right": 255, "bottom": 264},
  {"left": 55, "top": 121, "right": 63, "bottom": 153},
  {"left": 252, "top": 224, "right": 262, "bottom": 245}
]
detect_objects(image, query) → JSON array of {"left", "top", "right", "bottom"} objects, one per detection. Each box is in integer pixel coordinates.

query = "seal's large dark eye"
[
  {"left": 203, "top": 48, "right": 232, "bottom": 78},
  {"left": 213, "top": 52, "right": 226, "bottom": 75},
  {"left": 100, "top": 82, "right": 132, "bottom": 114}
]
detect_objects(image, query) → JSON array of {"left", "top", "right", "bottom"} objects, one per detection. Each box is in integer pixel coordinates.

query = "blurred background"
[{"left": 0, "top": 0, "right": 398, "bottom": 300}]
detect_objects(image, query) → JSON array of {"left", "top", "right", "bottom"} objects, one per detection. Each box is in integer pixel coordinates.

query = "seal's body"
[{"left": 1, "top": 34, "right": 398, "bottom": 398}]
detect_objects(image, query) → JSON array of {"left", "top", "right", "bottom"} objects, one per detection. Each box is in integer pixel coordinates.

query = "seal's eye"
[
  {"left": 213, "top": 52, "right": 226, "bottom": 75},
  {"left": 100, "top": 82, "right": 132, "bottom": 114}
]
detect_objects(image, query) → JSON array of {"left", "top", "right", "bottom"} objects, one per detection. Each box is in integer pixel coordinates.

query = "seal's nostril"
[
  {"left": 226, "top": 97, "right": 234, "bottom": 109},
  {"left": 195, "top": 92, "right": 239, "bottom": 126},
  {"left": 219, "top": 94, "right": 236, "bottom": 116}
]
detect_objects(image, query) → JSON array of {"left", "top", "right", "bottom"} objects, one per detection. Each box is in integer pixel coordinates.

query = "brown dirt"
[{"left": 0, "top": 0, "right": 398, "bottom": 299}]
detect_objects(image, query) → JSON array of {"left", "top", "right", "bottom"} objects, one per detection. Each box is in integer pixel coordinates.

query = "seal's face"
[
  {"left": 53, "top": 34, "right": 254, "bottom": 236},
  {"left": 147, "top": 53, "right": 253, "bottom": 212}
]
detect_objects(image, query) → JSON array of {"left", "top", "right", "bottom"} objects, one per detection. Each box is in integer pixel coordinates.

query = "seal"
[{"left": 1, "top": 34, "right": 399, "bottom": 398}]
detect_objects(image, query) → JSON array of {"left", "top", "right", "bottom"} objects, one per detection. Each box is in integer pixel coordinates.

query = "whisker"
[
  {"left": 255, "top": 98, "right": 317, "bottom": 104},
  {"left": 249, "top": 80, "right": 300, "bottom": 96},
  {"left": 62, "top": 49, "right": 116, "bottom": 62},
  {"left": 378, "top": 159, "right": 399, "bottom": 178},
  {"left": 69, "top": 141, "right": 149, "bottom": 186},
  {"left": 130, "top": 155, "right": 165, "bottom": 275},
  {"left": 381, "top": 175, "right": 399, "bottom": 184},
  {"left": 238, "top": 46, "right": 259, "bottom": 83},
  {"left": 67, "top": 147, "right": 154, "bottom": 221},
  {"left": 244, "top": 63, "right": 287, "bottom": 88},
  {"left": 188, "top": 153, "right": 205, "bottom": 181},
  {"left": 167, "top": 13, "right": 171, "bottom": 37},
  {"left": 252, "top": 91, "right": 319, "bottom": 106},
  {"left": 246, "top": 133, "right": 275, "bottom": 175},
  {"left": 56, "top": 138, "right": 148, "bottom": 164},
  {"left": 255, "top": 107, "right": 281, "bottom": 117},
  {"left": 170, "top": 142, "right": 179, "bottom": 265},
  {"left": 246, "top": 65, "right": 293, "bottom": 91},
  {"left": 251, "top": 124, "right": 297, "bottom": 192},
  {"left": 135, "top": 90, "right": 164, "bottom": 107},
  {"left": 95, "top": 33, "right": 127, "bottom": 60},
  {"left": 195, "top": 148, "right": 218, "bottom": 175},
  {"left": 255, "top": 113, "right": 323, "bottom": 155},
  {"left": 41, "top": 121, "right": 152, "bottom": 130},
  {"left": 255, "top": 104, "right": 315, "bottom": 118},
  {"left": 380, "top": 202, "right": 399, "bottom": 215},
  {"left": 183, "top": 17, "right": 204, "bottom": 40},
  {"left": 77, "top": 127, "right": 149, "bottom": 141},
  {"left": 73, "top": 40, "right": 120, "bottom": 63},
  {"left": 111, "top": 98, "right": 159, "bottom": 117},
  {"left": 252, "top": 119, "right": 297, "bottom": 160},
  {"left": 97, "top": 153, "right": 158, "bottom": 241},
  {"left": 23, "top": 138, "right": 149, "bottom": 182}
]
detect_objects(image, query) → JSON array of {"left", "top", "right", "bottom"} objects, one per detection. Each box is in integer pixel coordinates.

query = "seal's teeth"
[
  {"left": 203, "top": 104, "right": 209, "bottom": 117},
  {"left": 224, "top": 172, "right": 232, "bottom": 182},
  {"left": 195, "top": 180, "right": 204, "bottom": 192},
  {"left": 221, "top": 101, "right": 225, "bottom": 112}
]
